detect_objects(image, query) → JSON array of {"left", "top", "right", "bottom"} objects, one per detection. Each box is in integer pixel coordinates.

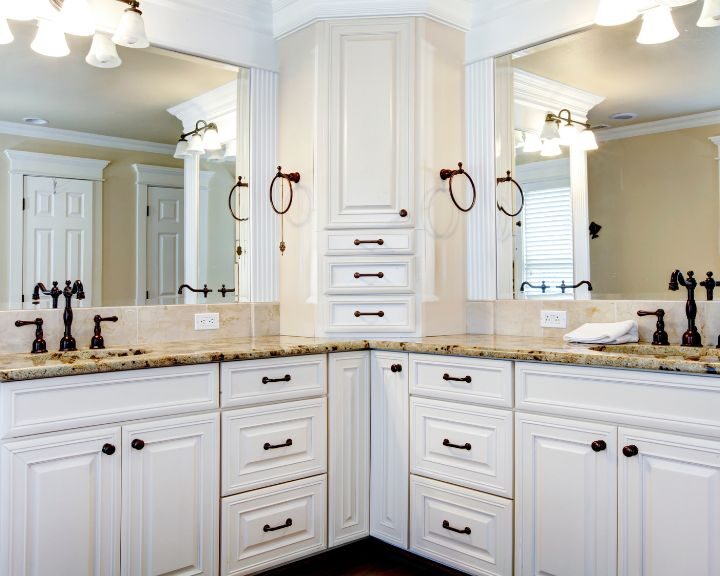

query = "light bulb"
[
  {"left": 578, "top": 129, "right": 599, "bottom": 152},
  {"left": 31, "top": 19, "right": 70, "bottom": 58},
  {"left": 697, "top": 0, "right": 720, "bottom": 27},
  {"left": 540, "top": 140, "right": 562, "bottom": 158},
  {"left": 637, "top": 6, "right": 679, "bottom": 44},
  {"left": 85, "top": 33, "right": 121, "bottom": 68},
  {"left": 595, "top": 0, "right": 639, "bottom": 26},
  {"left": 540, "top": 118, "right": 560, "bottom": 143},
  {"left": 558, "top": 122, "right": 578, "bottom": 146},
  {"left": 201, "top": 125, "right": 221, "bottom": 151},
  {"left": 0, "top": 16, "right": 13, "bottom": 44},
  {"left": 60, "top": 0, "right": 95, "bottom": 36},
  {"left": 186, "top": 133, "right": 205, "bottom": 154},
  {"left": 522, "top": 133, "right": 542, "bottom": 153},
  {"left": 112, "top": 5, "right": 149, "bottom": 48}
]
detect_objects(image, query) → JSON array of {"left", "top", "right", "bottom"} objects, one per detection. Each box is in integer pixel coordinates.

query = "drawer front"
[
  {"left": 326, "top": 257, "right": 414, "bottom": 294},
  {"left": 411, "top": 398, "right": 513, "bottom": 498},
  {"left": 326, "top": 296, "right": 415, "bottom": 333},
  {"left": 221, "top": 355, "right": 326, "bottom": 408},
  {"left": 0, "top": 364, "right": 219, "bottom": 439},
  {"left": 410, "top": 354, "right": 513, "bottom": 407},
  {"left": 326, "top": 230, "right": 414, "bottom": 255},
  {"left": 222, "top": 398, "right": 327, "bottom": 495},
  {"left": 410, "top": 475, "right": 513, "bottom": 576},
  {"left": 221, "top": 475, "right": 327, "bottom": 576}
]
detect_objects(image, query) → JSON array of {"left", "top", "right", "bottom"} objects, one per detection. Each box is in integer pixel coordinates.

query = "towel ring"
[
  {"left": 269, "top": 166, "right": 300, "bottom": 215},
  {"left": 496, "top": 170, "right": 524, "bottom": 218},
  {"left": 439, "top": 162, "right": 477, "bottom": 213},
  {"left": 228, "top": 176, "right": 249, "bottom": 222}
]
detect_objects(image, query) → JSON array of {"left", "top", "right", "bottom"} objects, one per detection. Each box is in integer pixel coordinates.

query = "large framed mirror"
[
  {"left": 495, "top": 2, "right": 720, "bottom": 301},
  {"left": 0, "top": 20, "right": 250, "bottom": 310}
]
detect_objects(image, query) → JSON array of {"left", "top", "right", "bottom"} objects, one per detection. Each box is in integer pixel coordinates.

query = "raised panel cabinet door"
[
  {"left": 619, "top": 428, "right": 720, "bottom": 576},
  {"left": 0, "top": 427, "right": 121, "bottom": 576},
  {"left": 516, "top": 413, "right": 617, "bottom": 576},
  {"left": 122, "top": 413, "right": 219, "bottom": 576},
  {"left": 328, "top": 351, "right": 371, "bottom": 547},
  {"left": 370, "top": 351, "right": 410, "bottom": 548}
]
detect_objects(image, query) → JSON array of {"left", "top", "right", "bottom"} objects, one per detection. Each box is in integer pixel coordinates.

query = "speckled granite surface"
[{"left": 2, "top": 335, "right": 720, "bottom": 382}]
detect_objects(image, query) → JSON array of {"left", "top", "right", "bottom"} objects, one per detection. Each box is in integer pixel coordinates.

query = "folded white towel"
[{"left": 563, "top": 320, "right": 639, "bottom": 344}]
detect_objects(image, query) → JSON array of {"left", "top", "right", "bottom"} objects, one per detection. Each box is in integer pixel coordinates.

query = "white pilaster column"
[{"left": 183, "top": 153, "right": 200, "bottom": 305}]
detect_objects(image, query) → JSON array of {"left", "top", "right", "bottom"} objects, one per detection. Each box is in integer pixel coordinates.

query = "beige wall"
[
  {"left": 588, "top": 124, "right": 720, "bottom": 300},
  {"left": 0, "top": 134, "right": 182, "bottom": 308}
]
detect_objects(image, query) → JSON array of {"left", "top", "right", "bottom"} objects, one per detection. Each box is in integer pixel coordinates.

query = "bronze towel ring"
[
  {"left": 439, "top": 162, "right": 477, "bottom": 213},
  {"left": 269, "top": 166, "right": 300, "bottom": 216},
  {"left": 496, "top": 170, "right": 524, "bottom": 218},
  {"left": 228, "top": 176, "right": 249, "bottom": 222}
]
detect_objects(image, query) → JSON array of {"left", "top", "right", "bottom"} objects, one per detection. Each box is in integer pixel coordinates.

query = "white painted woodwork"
[
  {"left": 410, "top": 353, "right": 513, "bottom": 407},
  {"left": 515, "top": 362, "right": 720, "bottom": 438},
  {"left": 515, "top": 412, "right": 617, "bottom": 576},
  {"left": 222, "top": 398, "right": 327, "bottom": 495},
  {"left": 325, "top": 230, "right": 415, "bottom": 255},
  {"left": 0, "top": 427, "right": 121, "bottom": 576},
  {"left": 220, "top": 355, "right": 327, "bottom": 408},
  {"left": 0, "top": 364, "right": 219, "bottom": 439},
  {"left": 410, "top": 397, "right": 513, "bottom": 498},
  {"left": 146, "top": 186, "right": 184, "bottom": 305},
  {"left": 221, "top": 475, "right": 327, "bottom": 576},
  {"left": 326, "top": 296, "right": 415, "bottom": 333},
  {"left": 370, "top": 351, "right": 409, "bottom": 548},
  {"left": 327, "top": 20, "right": 414, "bottom": 228},
  {"left": 122, "top": 413, "right": 219, "bottom": 576},
  {"left": 618, "top": 428, "right": 720, "bottom": 576},
  {"left": 326, "top": 257, "right": 414, "bottom": 294},
  {"left": 409, "top": 475, "right": 513, "bottom": 576},
  {"left": 328, "top": 352, "right": 370, "bottom": 547},
  {"left": 181, "top": 152, "right": 201, "bottom": 305}
]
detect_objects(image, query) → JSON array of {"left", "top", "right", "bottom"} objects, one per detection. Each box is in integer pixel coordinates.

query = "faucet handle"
[
  {"left": 15, "top": 318, "right": 47, "bottom": 354},
  {"left": 700, "top": 272, "right": 716, "bottom": 301},
  {"left": 637, "top": 309, "right": 669, "bottom": 346},
  {"left": 90, "top": 315, "right": 119, "bottom": 350}
]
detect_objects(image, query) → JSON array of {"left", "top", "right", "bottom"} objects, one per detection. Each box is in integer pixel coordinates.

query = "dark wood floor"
[{"left": 259, "top": 538, "right": 470, "bottom": 575}]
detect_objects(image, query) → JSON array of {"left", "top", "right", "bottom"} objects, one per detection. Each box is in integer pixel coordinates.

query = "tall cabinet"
[{"left": 277, "top": 17, "right": 467, "bottom": 337}]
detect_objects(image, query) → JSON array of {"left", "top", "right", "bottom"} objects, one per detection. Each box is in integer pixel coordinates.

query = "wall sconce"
[
  {"left": 174, "top": 120, "right": 222, "bottom": 158},
  {"left": 537, "top": 109, "right": 598, "bottom": 157}
]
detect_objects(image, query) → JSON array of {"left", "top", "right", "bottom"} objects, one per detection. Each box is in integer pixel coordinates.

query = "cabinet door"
[
  {"left": 329, "top": 352, "right": 370, "bottom": 547},
  {"left": 516, "top": 413, "right": 617, "bottom": 576},
  {"left": 0, "top": 427, "right": 121, "bottom": 576},
  {"left": 370, "top": 351, "right": 409, "bottom": 548},
  {"left": 619, "top": 428, "right": 720, "bottom": 576},
  {"left": 122, "top": 413, "right": 219, "bottom": 576}
]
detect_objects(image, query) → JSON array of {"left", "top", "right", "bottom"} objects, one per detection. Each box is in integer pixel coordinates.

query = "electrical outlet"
[
  {"left": 541, "top": 310, "right": 567, "bottom": 329},
  {"left": 194, "top": 313, "right": 220, "bottom": 331}
]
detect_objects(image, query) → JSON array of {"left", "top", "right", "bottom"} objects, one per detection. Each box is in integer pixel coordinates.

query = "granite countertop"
[{"left": 2, "top": 334, "right": 720, "bottom": 383}]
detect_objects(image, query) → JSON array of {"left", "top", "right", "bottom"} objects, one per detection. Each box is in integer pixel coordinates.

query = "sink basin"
[
  {"left": 48, "top": 348, "right": 151, "bottom": 361},
  {"left": 589, "top": 344, "right": 720, "bottom": 362}
]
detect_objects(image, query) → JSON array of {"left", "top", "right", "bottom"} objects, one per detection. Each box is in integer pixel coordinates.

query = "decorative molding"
[
  {"left": 168, "top": 81, "right": 239, "bottom": 144},
  {"left": 272, "top": 0, "right": 472, "bottom": 38},
  {"left": 5, "top": 150, "right": 110, "bottom": 180},
  {"left": 713, "top": 136, "right": 720, "bottom": 253},
  {"left": 596, "top": 110, "right": 720, "bottom": 143},
  {"left": 0, "top": 121, "right": 174, "bottom": 156},
  {"left": 133, "top": 164, "right": 184, "bottom": 188}
]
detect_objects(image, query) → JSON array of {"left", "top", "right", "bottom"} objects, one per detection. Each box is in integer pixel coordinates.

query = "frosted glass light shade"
[
  {"left": 637, "top": 6, "right": 679, "bottom": 44},
  {"left": 112, "top": 7, "right": 149, "bottom": 48},
  {"left": 31, "top": 19, "right": 70, "bottom": 57},
  {"left": 0, "top": 17, "right": 13, "bottom": 44},
  {"left": 174, "top": 139, "right": 189, "bottom": 159},
  {"left": 522, "top": 133, "right": 542, "bottom": 153},
  {"left": 595, "top": 0, "right": 639, "bottom": 26},
  {"left": 540, "top": 140, "right": 562, "bottom": 157},
  {"left": 60, "top": 0, "right": 95, "bottom": 36},
  {"left": 206, "top": 148, "right": 225, "bottom": 163},
  {"left": 86, "top": 33, "right": 121, "bottom": 68},
  {"left": 578, "top": 129, "right": 599, "bottom": 151},
  {"left": 223, "top": 139, "right": 237, "bottom": 159},
  {"left": 697, "top": 0, "right": 720, "bottom": 27},
  {"left": 186, "top": 133, "right": 205, "bottom": 154},
  {"left": 201, "top": 125, "right": 222, "bottom": 151},
  {"left": 540, "top": 119, "right": 560, "bottom": 143},
  {"left": 558, "top": 122, "right": 578, "bottom": 146},
  {"left": 3, "top": 0, "right": 40, "bottom": 21}
]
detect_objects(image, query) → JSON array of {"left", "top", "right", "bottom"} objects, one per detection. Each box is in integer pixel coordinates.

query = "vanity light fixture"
[
  {"left": 175, "top": 120, "right": 222, "bottom": 157},
  {"left": 112, "top": 0, "right": 148, "bottom": 48},
  {"left": 31, "top": 18, "right": 69, "bottom": 57},
  {"left": 85, "top": 32, "right": 121, "bottom": 68},
  {"left": 537, "top": 109, "right": 599, "bottom": 157},
  {"left": 594, "top": 0, "right": 639, "bottom": 26},
  {"left": 58, "top": 0, "right": 94, "bottom": 36},
  {"left": 637, "top": 5, "right": 679, "bottom": 44},
  {"left": 697, "top": 0, "right": 720, "bottom": 26}
]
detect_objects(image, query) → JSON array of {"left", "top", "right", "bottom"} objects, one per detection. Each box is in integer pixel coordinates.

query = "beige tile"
[
  {"left": 137, "top": 304, "right": 209, "bottom": 345},
  {"left": 71, "top": 307, "right": 139, "bottom": 349},
  {"left": 252, "top": 303, "right": 280, "bottom": 337},
  {"left": 541, "top": 300, "right": 616, "bottom": 339},
  {"left": 616, "top": 300, "right": 688, "bottom": 345},
  {"left": 493, "top": 300, "right": 542, "bottom": 337},
  {"left": 466, "top": 301, "right": 494, "bottom": 335},
  {"left": 2, "top": 308, "right": 64, "bottom": 354},
  {"left": 207, "top": 303, "right": 253, "bottom": 339}
]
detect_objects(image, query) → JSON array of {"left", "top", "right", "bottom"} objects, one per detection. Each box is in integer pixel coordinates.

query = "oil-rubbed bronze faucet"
[
  {"left": 520, "top": 281, "right": 548, "bottom": 293},
  {"left": 557, "top": 280, "right": 593, "bottom": 294},
  {"left": 700, "top": 271, "right": 717, "bottom": 301},
  {"left": 178, "top": 284, "right": 213, "bottom": 298},
  {"left": 637, "top": 309, "right": 669, "bottom": 346},
  {"left": 90, "top": 315, "right": 119, "bottom": 349},
  {"left": 32, "top": 281, "right": 62, "bottom": 308},
  {"left": 14, "top": 318, "right": 47, "bottom": 354},
  {"left": 59, "top": 280, "right": 85, "bottom": 352},
  {"left": 669, "top": 270, "right": 701, "bottom": 347}
]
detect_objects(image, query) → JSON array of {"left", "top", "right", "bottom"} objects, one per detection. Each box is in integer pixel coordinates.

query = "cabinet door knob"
[
  {"left": 390, "top": 364, "right": 403, "bottom": 373},
  {"left": 101, "top": 443, "right": 116, "bottom": 456},
  {"left": 591, "top": 440, "right": 607, "bottom": 452},
  {"left": 131, "top": 439, "right": 145, "bottom": 451},
  {"left": 399, "top": 209, "right": 408, "bottom": 218},
  {"left": 623, "top": 445, "right": 639, "bottom": 458}
]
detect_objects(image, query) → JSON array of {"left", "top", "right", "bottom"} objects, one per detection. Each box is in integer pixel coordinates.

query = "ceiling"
[
  {"left": 0, "top": 21, "right": 238, "bottom": 144},
  {"left": 512, "top": 3, "right": 720, "bottom": 127}
]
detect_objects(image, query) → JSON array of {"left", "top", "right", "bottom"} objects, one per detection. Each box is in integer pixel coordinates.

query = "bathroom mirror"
[
  {"left": 0, "top": 21, "right": 250, "bottom": 310},
  {"left": 495, "top": 2, "right": 720, "bottom": 301}
]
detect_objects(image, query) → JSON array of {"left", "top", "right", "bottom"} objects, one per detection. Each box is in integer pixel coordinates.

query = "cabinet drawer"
[
  {"left": 326, "top": 230, "right": 414, "bottom": 255},
  {"left": 221, "top": 475, "right": 327, "bottom": 576},
  {"left": 411, "top": 398, "right": 512, "bottom": 498},
  {"left": 326, "top": 257, "right": 414, "bottom": 294},
  {"left": 0, "top": 364, "right": 219, "bottom": 439},
  {"left": 410, "top": 475, "right": 513, "bottom": 576},
  {"left": 222, "top": 398, "right": 327, "bottom": 495},
  {"left": 326, "top": 296, "right": 415, "bottom": 333},
  {"left": 221, "top": 355, "right": 326, "bottom": 408},
  {"left": 410, "top": 354, "right": 513, "bottom": 407}
]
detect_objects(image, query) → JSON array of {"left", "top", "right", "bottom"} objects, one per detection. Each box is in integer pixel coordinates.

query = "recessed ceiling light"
[
  {"left": 609, "top": 112, "right": 638, "bottom": 121},
  {"left": 22, "top": 117, "right": 49, "bottom": 126}
]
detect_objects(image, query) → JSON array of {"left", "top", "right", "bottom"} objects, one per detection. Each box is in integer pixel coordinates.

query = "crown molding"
[
  {"left": 168, "top": 81, "right": 238, "bottom": 144},
  {"left": 133, "top": 164, "right": 184, "bottom": 188},
  {"left": 272, "top": 0, "right": 472, "bottom": 38},
  {"left": 596, "top": 110, "right": 720, "bottom": 142},
  {"left": 711, "top": 135, "right": 720, "bottom": 146},
  {"left": 5, "top": 150, "right": 109, "bottom": 180}
]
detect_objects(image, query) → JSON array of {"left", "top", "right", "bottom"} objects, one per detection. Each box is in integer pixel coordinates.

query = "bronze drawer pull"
[
  {"left": 354, "top": 272, "right": 385, "bottom": 279},
  {"left": 264, "top": 439, "right": 293, "bottom": 450},
  {"left": 442, "top": 520, "right": 471, "bottom": 535},
  {"left": 262, "top": 374, "right": 291, "bottom": 384},
  {"left": 263, "top": 518, "right": 293, "bottom": 532},
  {"left": 354, "top": 311, "right": 385, "bottom": 318},
  {"left": 443, "top": 439, "right": 471, "bottom": 451},
  {"left": 443, "top": 373, "right": 472, "bottom": 383},
  {"left": 354, "top": 239, "right": 385, "bottom": 246}
]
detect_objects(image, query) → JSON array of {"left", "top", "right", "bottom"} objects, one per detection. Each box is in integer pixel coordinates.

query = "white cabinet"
[
  {"left": 370, "top": 351, "right": 409, "bottom": 548},
  {"left": 515, "top": 412, "right": 617, "bottom": 576},
  {"left": 0, "top": 427, "right": 121, "bottom": 576},
  {"left": 122, "top": 413, "right": 219, "bottom": 576},
  {"left": 328, "top": 352, "right": 370, "bottom": 547},
  {"left": 619, "top": 428, "right": 720, "bottom": 576}
]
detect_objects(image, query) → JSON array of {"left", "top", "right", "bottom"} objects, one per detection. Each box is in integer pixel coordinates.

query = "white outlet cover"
[
  {"left": 194, "top": 313, "right": 220, "bottom": 330},
  {"left": 540, "top": 310, "right": 567, "bottom": 329}
]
